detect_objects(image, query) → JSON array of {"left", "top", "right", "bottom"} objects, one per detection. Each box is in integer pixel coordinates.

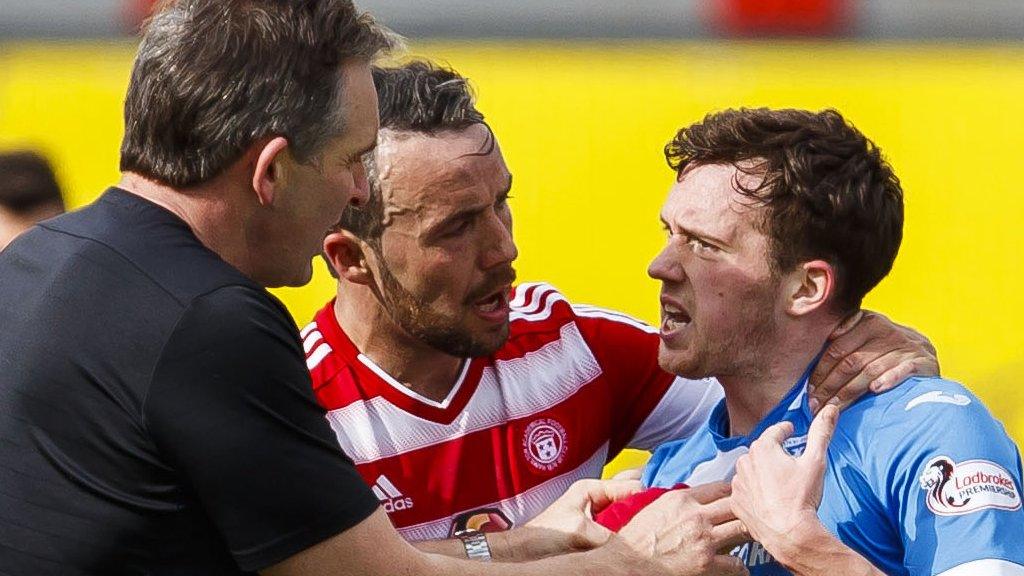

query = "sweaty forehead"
[
  {"left": 663, "top": 163, "right": 765, "bottom": 237},
  {"left": 376, "top": 125, "right": 509, "bottom": 212}
]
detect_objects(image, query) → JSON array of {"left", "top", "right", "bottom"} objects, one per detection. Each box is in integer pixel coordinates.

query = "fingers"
[
  {"left": 828, "top": 309, "right": 864, "bottom": 340},
  {"left": 895, "top": 322, "right": 938, "bottom": 355},
  {"left": 809, "top": 344, "right": 871, "bottom": 409},
  {"left": 571, "top": 479, "right": 643, "bottom": 513},
  {"left": 755, "top": 421, "right": 795, "bottom": 446},
  {"left": 686, "top": 481, "right": 732, "bottom": 505},
  {"left": 637, "top": 483, "right": 731, "bottom": 521},
  {"left": 810, "top": 354, "right": 873, "bottom": 405},
  {"left": 811, "top": 349, "right": 896, "bottom": 412},
  {"left": 597, "top": 479, "right": 645, "bottom": 503},
  {"left": 810, "top": 311, "right": 907, "bottom": 410},
  {"left": 804, "top": 404, "right": 839, "bottom": 461},
  {"left": 646, "top": 483, "right": 737, "bottom": 526},
  {"left": 610, "top": 467, "right": 643, "bottom": 481},
  {"left": 811, "top": 310, "right": 940, "bottom": 408},
  {"left": 869, "top": 354, "right": 938, "bottom": 392},
  {"left": 702, "top": 492, "right": 739, "bottom": 526},
  {"left": 810, "top": 344, "right": 940, "bottom": 413},
  {"left": 710, "top": 519, "right": 751, "bottom": 550}
]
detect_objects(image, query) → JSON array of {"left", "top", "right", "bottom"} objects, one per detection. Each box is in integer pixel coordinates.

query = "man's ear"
[
  {"left": 323, "top": 229, "right": 374, "bottom": 285},
  {"left": 252, "top": 136, "right": 291, "bottom": 206},
  {"left": 785, "top": 259, "right": 835, "bottom": 317}
]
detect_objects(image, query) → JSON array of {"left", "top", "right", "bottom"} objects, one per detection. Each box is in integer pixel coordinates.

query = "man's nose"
[
  {"left": 648, "top": 243, "right": 682, "bottom": 282},
  {"left": 482, "top": 212, "right": 518, "bottom": 270}
]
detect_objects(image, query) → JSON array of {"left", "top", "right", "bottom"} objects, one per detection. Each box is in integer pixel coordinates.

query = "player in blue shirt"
[{"left": 644, "top": 108, "right": 1023, "bottom": 576}]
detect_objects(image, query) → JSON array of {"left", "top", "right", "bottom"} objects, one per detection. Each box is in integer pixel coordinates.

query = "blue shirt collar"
[{"left": 706, "top": 352, "right": 821, "bottom": 452}]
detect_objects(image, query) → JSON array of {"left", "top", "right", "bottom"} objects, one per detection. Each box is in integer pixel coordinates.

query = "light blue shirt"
[{"left": 642, "top": 371, "right": 1024, "bottom": 576}]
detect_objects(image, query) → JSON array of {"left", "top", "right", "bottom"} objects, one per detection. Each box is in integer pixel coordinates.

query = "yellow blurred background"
[{"left": 2, "top": 40, "right": 1022, "bottom": 475}]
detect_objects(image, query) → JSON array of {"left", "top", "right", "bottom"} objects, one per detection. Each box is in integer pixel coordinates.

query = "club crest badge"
[
  {"left": 919, "top": 455, "right": 1021, "bottom": 516},
  {"left": 523, "top": 418, "right": 568, "bottom": 471}
]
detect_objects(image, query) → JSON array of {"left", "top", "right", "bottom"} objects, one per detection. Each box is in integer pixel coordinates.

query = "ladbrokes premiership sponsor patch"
[{"left": 919, "top": 456, "right": 1021, "bottom": 516}]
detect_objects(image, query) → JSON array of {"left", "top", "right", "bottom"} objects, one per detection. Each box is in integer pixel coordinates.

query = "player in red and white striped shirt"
[
  {"left": 308, "top": 62, "right": 938, "bottom": 553},
  {"left": 305, "top": 281, "right": 720, "bottom": 541}
]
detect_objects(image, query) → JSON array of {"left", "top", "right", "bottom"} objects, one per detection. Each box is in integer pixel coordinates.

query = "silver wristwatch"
[{"left": 454, "top": 529, "right": 492, "bottom": 562}]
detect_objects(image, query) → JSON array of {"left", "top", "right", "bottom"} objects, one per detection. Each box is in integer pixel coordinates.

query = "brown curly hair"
[{"left": 664, "top": 108, "right": 903, "bottom": 312}]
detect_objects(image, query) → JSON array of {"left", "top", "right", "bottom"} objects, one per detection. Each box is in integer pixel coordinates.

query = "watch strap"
[{"left": 454, "top": 529, "right": 492, "bottom": 562}]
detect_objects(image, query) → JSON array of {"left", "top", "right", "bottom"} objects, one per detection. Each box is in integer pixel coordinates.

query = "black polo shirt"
[{"left": 0, "top": 188, "right": 378, "bottom": 574}]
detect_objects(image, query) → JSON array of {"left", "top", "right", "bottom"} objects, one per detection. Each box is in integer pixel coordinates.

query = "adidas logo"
[{"left": 371, "top": 475, "right": 414, "bottom": 513}]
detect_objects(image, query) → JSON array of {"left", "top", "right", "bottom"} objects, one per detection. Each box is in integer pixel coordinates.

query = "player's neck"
[
  {"left": 333, "top": 285, "right": 465, "bottom": 403},
  {"left": 717, "top": 320, "right": 835, "bottom": 437}
]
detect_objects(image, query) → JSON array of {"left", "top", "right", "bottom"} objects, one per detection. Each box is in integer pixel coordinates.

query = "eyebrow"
[
  {"left": 660, "top": 216, "right": 730, "bottom": 247},
  {"left": 427, "top": 173, "right": 514, "bottom": 234},
  {"left": 429, "top": 203, "right": 487, "bottom": 235}
]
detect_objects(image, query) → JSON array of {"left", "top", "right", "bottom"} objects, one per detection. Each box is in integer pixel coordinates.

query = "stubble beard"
[
  {"left": 374, "top": 255, "right": 509, "bottom": 358},
  {"left": 660, "top": 284, "right": 780, "bottom": 381}
]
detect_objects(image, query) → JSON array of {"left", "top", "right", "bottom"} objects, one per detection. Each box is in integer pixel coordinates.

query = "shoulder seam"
[{"left": 39, "top": 222, "right": 191, "bottom": 308}]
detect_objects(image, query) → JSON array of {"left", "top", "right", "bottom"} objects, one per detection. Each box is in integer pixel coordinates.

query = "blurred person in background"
[
  {"left": 641, "top": 108, "right": 1024, "bottom": 575},
  {"left": 0, "top": 150, "right": 66, "bottom": 251},
  {"left": 309, "top": 60, "right": 940, "bottom": 554}
]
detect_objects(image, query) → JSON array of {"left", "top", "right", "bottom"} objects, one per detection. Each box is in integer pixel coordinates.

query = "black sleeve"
[{"left": 144, "top": 285, "right": 378, "bottom": 571}]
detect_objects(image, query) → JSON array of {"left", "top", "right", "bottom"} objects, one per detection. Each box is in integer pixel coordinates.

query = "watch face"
[{"left": 449, "top": 508, "right": 513, "bottom": 536}]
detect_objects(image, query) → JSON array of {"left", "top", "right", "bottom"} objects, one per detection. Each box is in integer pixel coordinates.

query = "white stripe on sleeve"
[
  {"left": 628, "top": 377, "right": 724, "bottom": 450},
  {"left": 936, "top": 559, "right": 1024, "bottom": 576}
]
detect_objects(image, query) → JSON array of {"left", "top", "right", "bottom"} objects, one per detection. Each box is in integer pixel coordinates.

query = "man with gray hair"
[
  {"left": 0, "top": 2, "right": 770, "bottom": 575},
  {"left": 0, "top": 1, "right": 393, "bottom": 572}
]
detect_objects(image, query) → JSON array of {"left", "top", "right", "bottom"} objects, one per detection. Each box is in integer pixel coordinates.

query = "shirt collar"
[{"left": 706, "top": 351, "right": 823, "bottom": 451}]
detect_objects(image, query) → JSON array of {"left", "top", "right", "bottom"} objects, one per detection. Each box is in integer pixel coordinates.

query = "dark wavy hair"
[
  {"left": 335, "top": 61, "right": 488, "bottom": 247},
  {"left": 665, "top": 108, "right": 904, "bottom": 312}
]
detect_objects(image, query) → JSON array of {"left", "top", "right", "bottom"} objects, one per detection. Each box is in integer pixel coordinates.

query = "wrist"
[
  {"left": 487, "top": 528, "right": 524, "bottom": 562},
  {"left": 506, "top": 520, "right": 605, "bottom": 561},
  {"left": 766, "top": 512, "right": 830, "bottom": 569},
  {"left": 588, "top": 536, "right": 656, "bottom": 576},
  {"left": 488, "top": 526, "right": 562, "bottom": 562},
  {"left": 774, "top": 523, "right": 883, "bottom": 576}
]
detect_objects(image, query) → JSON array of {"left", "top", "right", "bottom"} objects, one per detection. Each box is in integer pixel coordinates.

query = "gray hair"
[{"left": 120, "top": 0, "right": 398, "bottom": 187}]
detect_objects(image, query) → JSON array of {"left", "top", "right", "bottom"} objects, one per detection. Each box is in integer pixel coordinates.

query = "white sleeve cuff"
[{"left": 936, "top": 559, "right": 1024, "bottom": 576}]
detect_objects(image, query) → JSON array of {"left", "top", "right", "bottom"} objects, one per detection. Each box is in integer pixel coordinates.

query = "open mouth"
[
  {"left": 473, "top": 287, "right": 511, "bottom": 321},
  {"left": 660, "top": 300, "right": 692, "bottom": 335}
]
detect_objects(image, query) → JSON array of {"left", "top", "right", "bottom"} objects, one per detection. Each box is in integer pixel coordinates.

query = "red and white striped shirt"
[{"left": 303, "top": 283, "right": 722, "bottom": 541}]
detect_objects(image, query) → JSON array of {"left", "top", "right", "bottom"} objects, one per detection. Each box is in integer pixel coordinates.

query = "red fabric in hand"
[{"left": 593, "top": 483, "right": 689, "bottom": 533}]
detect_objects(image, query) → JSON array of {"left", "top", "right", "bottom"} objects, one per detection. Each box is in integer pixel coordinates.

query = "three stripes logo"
[{"left": 371, "top": 475, "right": 414, "bottom": 514}]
